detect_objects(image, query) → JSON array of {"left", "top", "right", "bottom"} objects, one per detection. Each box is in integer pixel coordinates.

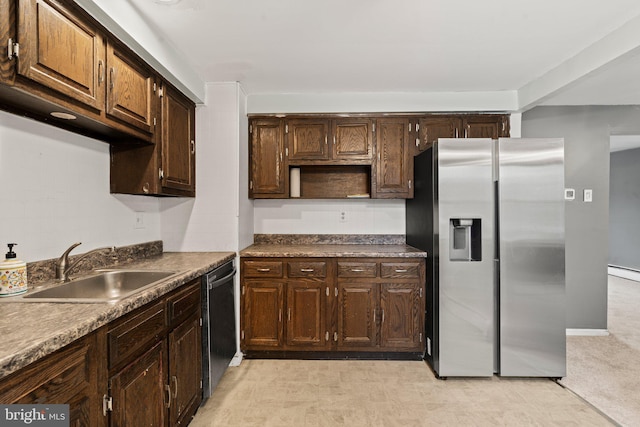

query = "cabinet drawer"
[
  {"left": 243, "top": 261, "right": 283, "bottom": 278},
  {"left": 287, "top": 261, "right": 327, "bottom": 278},
  {"left": 108, "top": 300, "right": 166, "bottom": 369},
  {"left": 168, "top": 281, "right": 200, "bottom": 327},
  {"left": 337, "top": 262, "right": 377, "bottom": 278},
  {"left": 380, "top": 262, "right": 420, "bottom": 278}
]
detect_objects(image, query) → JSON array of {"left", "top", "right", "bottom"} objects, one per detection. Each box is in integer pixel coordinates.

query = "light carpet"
[{"left": 560, "top": 275, "right": 640, "bottom": 426}]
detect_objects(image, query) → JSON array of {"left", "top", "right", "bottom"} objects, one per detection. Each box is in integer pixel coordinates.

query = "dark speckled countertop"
[
  {"left": 240, "top": 234, "right": 428, "bottom": 258},
  {"left": 240, "top": 244, "right": 427, "bottom": 258},
  {"left": 0, "top": 251, "right": 235, "bottom": 380}
]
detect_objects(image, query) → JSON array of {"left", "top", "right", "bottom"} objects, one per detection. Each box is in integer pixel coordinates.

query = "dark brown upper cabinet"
[
  {"left": 0, "top": 0, "right": 158, "bottom": 143},
  {"left": 462, "top": 114, "right": 510, "bottom": 139},
  {"left": 332, "top": 118, "right": 373, "bottom": 162},
  {"left": 287, "top": 117, "right": 373, "bottom": 164},
  {"left": 248, "top": 114, "right": 509, "bottom": 200},
  {"left": 249, "top": 118, "right": 287, "bottom": 198},
  {"left": 287, "top": 119, "right": 330, "bottom": 161},
  {"left": 413, "top": 116, "right": 461, "bottom": 153},
  {"left": 159, "top": 82, "right": 195, "bottom": 194},
  {"left": 373, "top": 117, "right": 412, "bottom": 198},
  {"left": 110, "top": 80, "right": 195, "bottom": 197},
  {"left": 105, "top": 40, "right": 156, "bottom": 136},
  {"left": 17, "top": 0, "right": 105, "bottom": 111}
]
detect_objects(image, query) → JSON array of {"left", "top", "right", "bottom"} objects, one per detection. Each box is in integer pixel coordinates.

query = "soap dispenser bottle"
[{"left": 0, "top": 243, "right": 28, "bottom": 297}]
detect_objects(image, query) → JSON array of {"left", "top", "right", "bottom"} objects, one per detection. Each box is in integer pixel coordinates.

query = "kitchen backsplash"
[
  {"left": 253, "top": 234, "right": 405, "bottom": 245},
  {"left": 26, "top": 241, "right": 163, "bottom": 285}
]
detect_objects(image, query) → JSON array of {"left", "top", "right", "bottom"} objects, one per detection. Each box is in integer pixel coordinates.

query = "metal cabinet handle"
[
  {"left": 257, "top": 268, "right": 271, "bottom": 272},
  {"left": 109, "top": 67, "right": 115, "bottom": 90},
  {"left": 351, "top": 268, "right": 364, "bottom": 272},
  {"left": 334, "top": 332, "right": 338, "bottom": 342},
  {"left": 288, "top": 308, "right": 291, "bottom": 322},
  {"left": 300, "top": 268, "right": 314, "bottom": 273},
  {"left": 165, "top": 384, "right": 171, "bottom": 408},
  {"left": 98, "top": 60, "right": 104, "bottom": 85},
  {"left": 191, "top": 140, "right": 195, "bottom": 154},
  {"left": 395, "top": 269, "right": 408, "bottom": 273},
  {"left": 171, "top": 375, "right": 178, "bottom": 399},
  {"left": 381, "top": 309, "right": 385, "bottom": 324}
]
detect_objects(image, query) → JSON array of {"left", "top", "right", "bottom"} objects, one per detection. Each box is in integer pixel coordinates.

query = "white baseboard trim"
[
  {"left": 608, "top": 266, "right": 640, "bottom": 282},
  {"left": 566, "top": 329, "right": 610, "bottom": 336},
  {"left": 229, "top": 352, "right": 243, "bottom": 367}
]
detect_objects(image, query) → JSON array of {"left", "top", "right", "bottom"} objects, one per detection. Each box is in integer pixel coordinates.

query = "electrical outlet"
[
  {"left": 584, "top": 189, "right": 593, "bottom": 202},
  {"left": 135, "top": 212, "right": 145, "bottom": 229},
  {"left": 339, "top": 211, "right": 347, "bottom": 223}
]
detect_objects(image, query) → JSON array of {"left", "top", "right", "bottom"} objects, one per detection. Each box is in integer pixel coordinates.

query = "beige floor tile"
[{"left": 191, "top": 359, "right": 612, "bottom": 427}]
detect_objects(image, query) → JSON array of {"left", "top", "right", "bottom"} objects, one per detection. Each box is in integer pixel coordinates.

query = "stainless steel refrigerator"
[{"left": 406, "top": 138, "right": 565, "bottom": 378}]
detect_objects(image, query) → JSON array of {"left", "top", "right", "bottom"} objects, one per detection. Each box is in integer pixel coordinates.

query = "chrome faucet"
[{"left": 55, "top": 242, "right": 116, "bottom": 282}]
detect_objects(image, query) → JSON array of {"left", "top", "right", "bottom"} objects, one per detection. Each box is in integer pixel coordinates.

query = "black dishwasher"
[{"left": 201, "top": 260, "right": 236, "bottom": 400}]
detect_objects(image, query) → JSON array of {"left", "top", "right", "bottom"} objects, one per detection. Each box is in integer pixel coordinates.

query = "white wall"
[
  {"left": 160, "top": 82, "right": 244, "bottom": 252},
  {"left": 254, "top": 199, "right": 405, "bottom": 235},
  {"left": 0, "top": 111, "right": 161, "bottom": 262}
]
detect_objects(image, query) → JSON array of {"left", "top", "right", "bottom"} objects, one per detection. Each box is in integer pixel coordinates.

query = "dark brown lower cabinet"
[
  {"left": 0, "top": 278, "right": 203, "bottom": 427},
  {"left": 168, "top": 311, "right": 202, "bottom": 426},
  {"left": 107, "top": 280, "right": 202, "bottom": 426},
  {"left": 380, "top": 283, "right": 423, "bottom": 349},
  {"left": 241, "top": 257, "right": 425, "bottom": 356},
  {"left": 286, "top": 281, "right": 329, "bottom": 349},
  {"left": 337, "top": 282, "right": 378, "bottom": 348},
  {"left": 0, "top": 330, "right": 106, "bottom": 427},
  {"left": 242, "top": 281, "right": 285, "bottom": 348},
  {"left": 110, "top": 340, "right": 167, "bottom": 427}
]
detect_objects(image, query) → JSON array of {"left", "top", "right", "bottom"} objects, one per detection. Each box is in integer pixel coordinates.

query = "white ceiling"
[{"left": 122, "top": 0, "right": 640, "bottom": 108}]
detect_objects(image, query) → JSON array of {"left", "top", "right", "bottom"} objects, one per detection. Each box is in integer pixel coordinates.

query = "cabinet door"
[
  {"left": 374, "top": 118, "right": 412, "bottom": 198},
  {"left": 249, "top": 119, "right": 287, "bottom": 197},
  {"left": 416, "top": 116, "right": 461, "bottom": 152},
  {"left": 286, "top": 281, "right": 328, "bottom": 349},
  {"left": 332, "top": 118, "right": 373, "bottom": 162},
  {"left": 109, "top": 340, "right": 167, "bottom": 427},
  {"left": 0, "top": 0, "right": 16, "bottom": 84},
  {"left": 168, "top": 311, "right": 202, "bottom": 426},
  {"left": 337, "top": 282, "right": 378, "bottom": 349},
  {"left": 242, "top": 281, "right": 284, "bottom": 348},
  {"left": 17, "top": 0, "right": 105, "bottom": 110},
  {"left": 161, "top": 83, "right": 196, "bottom": 195},
  {"left": 106, "top": 41, "right": 155, "bottom": 135},
  {"left": 380, "top": 283, "right": 422, "bottom": 350},
  {"left": 462, "top": 115, "right": 509, "bottom": 139},
  {"left": 287, "top": 119, "right": 330, "bottom": 161},
  {"left": 0, "top": 332, "right": 104, "bottom": 427}
]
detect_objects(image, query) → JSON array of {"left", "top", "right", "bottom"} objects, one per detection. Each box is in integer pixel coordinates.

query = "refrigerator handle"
[{"left": 494, "top": 258, "right": 500, "bottom": 374}]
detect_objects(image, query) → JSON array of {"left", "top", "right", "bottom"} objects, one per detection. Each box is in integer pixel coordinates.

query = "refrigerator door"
[
  {"left": 498, "top": 138, "right": 566, "bottom": 377},
  {"left": 437, "top": 138, "right": 495, "bottom": 377}
]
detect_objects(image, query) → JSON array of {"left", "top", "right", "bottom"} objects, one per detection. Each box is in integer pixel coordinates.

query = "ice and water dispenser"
[{"left": 449, "top": 218, "right": 482, "bottom": 261}]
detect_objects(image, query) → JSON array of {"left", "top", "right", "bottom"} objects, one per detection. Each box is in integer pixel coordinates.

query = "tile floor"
[{"left": 191, "top": 359, "right": 612, "bottom": 426}]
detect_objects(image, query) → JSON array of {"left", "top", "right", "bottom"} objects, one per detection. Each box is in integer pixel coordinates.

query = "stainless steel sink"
[{"left": 21, "top": 270, "right": 179, "bottom": 303}]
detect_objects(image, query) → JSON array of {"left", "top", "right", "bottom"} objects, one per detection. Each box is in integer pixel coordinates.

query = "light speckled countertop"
[{"left": 0, "top": 251, "right": 235, "bottom": 380}]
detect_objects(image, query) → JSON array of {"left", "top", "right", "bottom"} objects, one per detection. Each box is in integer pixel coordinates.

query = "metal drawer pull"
[
  {"left": 395, "top": 269, "right": 408, "bottom": 273},
  {"left": 257, "top": 268, "right": 271, "bottom": 272},
  {"left": 351, "top": 268, "right": 365, "bottom": 272},
  {"left": 300, "top": 268, "right": 314, "bottom": 272}
]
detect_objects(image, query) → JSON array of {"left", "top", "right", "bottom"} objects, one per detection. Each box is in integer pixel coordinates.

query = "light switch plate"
[{"left": 584, "top": 189, "right": 593, "bottom": 202}]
